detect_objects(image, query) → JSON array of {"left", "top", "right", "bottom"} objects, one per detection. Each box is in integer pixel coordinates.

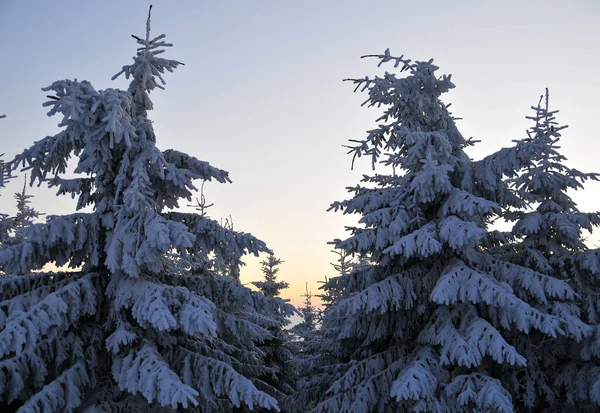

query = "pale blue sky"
[{"left": 1, "top": 0, "right": 599, "bottom": 305}]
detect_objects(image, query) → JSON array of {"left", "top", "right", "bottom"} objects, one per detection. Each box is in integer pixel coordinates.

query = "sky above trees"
[{"left": 1, "top": 0, "right": 598, "bottom": 306}]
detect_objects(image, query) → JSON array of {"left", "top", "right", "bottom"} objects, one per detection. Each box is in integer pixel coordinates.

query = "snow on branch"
[
  {"left": 391, "top": 347, "right": 439, "bottom": 402},
  {"left": 0, "top": 271, "right": 76, "bottom": 302},
  {"left": 420, "top": 305, "right": 527, "bottom": 368},
  {"left": 165, "top": 211, "right": 268, "bottom": 259},
  {"left": 329, "top": 274, "right": 415, "bottom": 317},
  {"left": 383, "top": 222, "right": 442, "bottom": 259},
  {"left": 0, "top": 276, "right": 75, "bottom": 329},
  {"left": 168, "top": 350, "right": 280, "bottom": 411},
  {"left": 464, "top": 250, "right": 576, "bottom": 303},
  {"left": 112, "top": 6, "right": 183, "bottom": 113},
  {"left": 112, "top": 277, "right": 217, "bottom": 337},
  {"left": 431, "top": 259, "right": 576, "bottom": 338},
  {"left": 0, "top": 273, "right": 97, "bottom": 359},
  {"left": 161, "top": 270, "right": 294, "bottom": 317},
  {"left": 112, "top": 342, "right": 199, "bottom": 409},
  {"left": 162, "top": 149, "right": 231, "bottom": 184},
  {"left": 444, "top": 373, "right": 514, "bottom": 413},
  {"left": 0, "top": 214, "right": 100, "bottom": 274},
  {"left": 16, "top": 361, "right": 89, "bottom": 413}
]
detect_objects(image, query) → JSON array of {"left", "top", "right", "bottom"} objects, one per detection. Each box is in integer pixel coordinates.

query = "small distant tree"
[
  {"left": 0, "top": 177, "right": 44, "bottom": 277},
  {"left": 252, "top": 253, "right": 290, "bottom": 298},
  {"left": 330, "top": 248, "right": 353, "bottom": 278},
  {"left": 287, "top": 284, "right": 336, "bottom": 413},
  {"left": 294, "top": 283, "right": 319, "bottom": 335},
  {"left": 5, "top": 177, "right": 44, "bottom": 247},
  {"left": 251, "top": 252, "right": 296, "bottom": 403},
  {"left": 317, "top": 248, "right": 354, "bottom": 310},
  {"left": 13, "top": 177, "right": 42, "bottom": 228},
  {"left": 1, "top": 119, "right": 39, "bottom": 252}
]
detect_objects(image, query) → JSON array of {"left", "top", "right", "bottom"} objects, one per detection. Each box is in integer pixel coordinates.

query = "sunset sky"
[{"left": 1, "top": 0, "right": 598, "bottom": 307}]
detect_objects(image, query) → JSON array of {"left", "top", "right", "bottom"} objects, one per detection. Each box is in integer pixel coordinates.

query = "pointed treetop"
[
  {"left": 252, "top": 252, "right": 289, "bottom": 298},
  {"left": 112, "top": 5, "right": 184, "bottom": 114},
  {"left": 14, "top": 174, "right": 44, "bottom": 227},
  {"left": 145, "top": 5, "right": 153, "bottom": 43},
  {"left": 129, "top": 5, "right": 166, "bottom": 52},
  {"left": 341, "top": 50, "right": 463, "bottom": 171},
  {"left": 296, "top": 282, "right": 318, "bottom": 332},
  {"left": 526, "top": 88, "right": 567, "bottom": 140},
  {"left": 188, "top": 182, "right": 214, "bottom": 217},
  {"left": 302, "top": 282, "right": 313, "bottom": 308}
]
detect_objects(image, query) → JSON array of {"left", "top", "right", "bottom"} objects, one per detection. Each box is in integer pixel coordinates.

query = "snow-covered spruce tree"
[
  {"left": 250, "top": 253, "right": 296, "bottom": 405},
  {"left": 490, "top": 90, "right": 600, "bottom": 411},
  {"left": 292, "top": 283, "right": 319, "bottom": 340},
  {"left": 308, "top": 50, "right": 591, "bottom": 413},
  {"left": 0, "top": 9, "right": 292, "bottom": 413}
]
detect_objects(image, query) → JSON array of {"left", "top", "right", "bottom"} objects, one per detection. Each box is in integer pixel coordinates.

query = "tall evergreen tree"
[
  {"left": 0, "top": 8, "right": 291, "bottom": 412},
  {"left": 309, "top": 50, "right": 590, "bottom": 412},
  {"left": 492, "top": 90, "right": 600, "bottom": 410}
]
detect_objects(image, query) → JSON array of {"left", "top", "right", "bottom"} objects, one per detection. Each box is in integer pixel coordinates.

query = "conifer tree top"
[
  {"left": 252, "top": 252, "right": 289, "bottom": 299},
  {"left": 112, "top": 5, "right": 184, "bottom": 116},
  {"left": 3, "top": 6, "right": 243, "bottom": 278}
]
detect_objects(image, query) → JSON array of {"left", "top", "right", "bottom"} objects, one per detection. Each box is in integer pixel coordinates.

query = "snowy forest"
[{"left": 0, "top": 6, "right": 599, "bottom": 413}]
